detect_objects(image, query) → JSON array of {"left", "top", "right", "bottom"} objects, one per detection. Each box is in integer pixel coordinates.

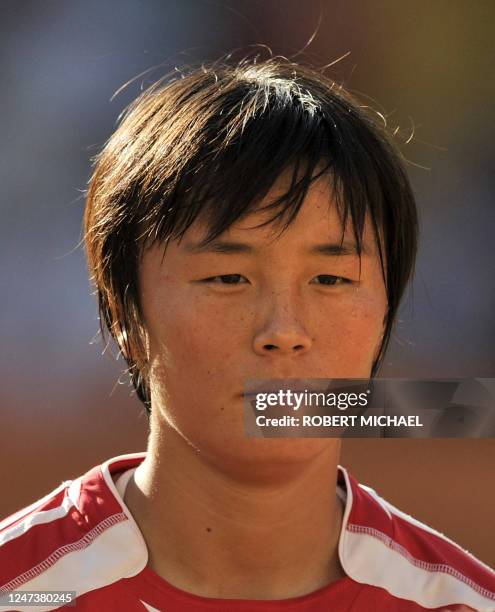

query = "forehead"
[{"left": 181, "top": 169, "right": 379, "bottom": 255}]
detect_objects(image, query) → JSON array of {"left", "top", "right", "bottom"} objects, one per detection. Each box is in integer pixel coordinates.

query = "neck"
[{"left": 123, "top": 420, "right": 346, "bottom": 600}]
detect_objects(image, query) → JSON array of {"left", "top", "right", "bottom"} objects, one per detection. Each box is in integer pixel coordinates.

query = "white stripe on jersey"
[
  {"left": 0, "top": 494, "right": 75, "bottom": 548},
  {"left": 0, "top": 481, "right": 71, "bottom": 532},
  {"left": 342, "top": 526, "right": 494, "bottom": 611},
  {"left": 140, "top": 601, "right": 161, "bottom": 612},
  {"left": 2, "top": 515, "right": 148, "bottom": 612}
]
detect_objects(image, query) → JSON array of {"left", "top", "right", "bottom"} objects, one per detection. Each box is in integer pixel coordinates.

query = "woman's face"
[{"left": 138, "top": 171, "right": 388, "bottom": 478}]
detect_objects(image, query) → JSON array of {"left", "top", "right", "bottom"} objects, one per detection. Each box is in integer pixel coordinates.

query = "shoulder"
[
  {"left": 0, "top": 454, "right": 148, "bottom": 611},
  {"left": 338, "top": 466, "right": 495, "bottom": 611}
]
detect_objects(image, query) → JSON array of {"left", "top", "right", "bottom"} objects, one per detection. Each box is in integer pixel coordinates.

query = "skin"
[{"left": 121, "top": 168, "right": 388, "bottom": 600}]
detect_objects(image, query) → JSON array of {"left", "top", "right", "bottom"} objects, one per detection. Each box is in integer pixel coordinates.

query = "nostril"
[{"left": 263, "top": 344, "right": 305, "bottom": 351}]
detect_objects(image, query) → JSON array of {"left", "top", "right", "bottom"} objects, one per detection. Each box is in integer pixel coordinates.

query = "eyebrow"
[{"left": 183, "top": 239, "right": 369, "bottom": 256}]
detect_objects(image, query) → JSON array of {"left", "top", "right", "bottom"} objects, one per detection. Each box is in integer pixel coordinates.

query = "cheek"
[
  {"left": 143, "top": 294, "right": 235, "bottom": 427},
  {"left": 318, "top": 292, "right": 386, "bottom": 364},
  {"left": 144, "top": 290, "right": 241, "bottom": 376},
  {"left": 352, "top": 289, "right": 385, "bottom": 329},
  {"left": 347, "top": 304, "right": 384, "bottom": 349}
]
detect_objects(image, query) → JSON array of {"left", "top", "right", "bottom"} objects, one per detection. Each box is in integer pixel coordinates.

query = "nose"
[{"left": 252, "top": 291, "right": 313, "bottom": 356}]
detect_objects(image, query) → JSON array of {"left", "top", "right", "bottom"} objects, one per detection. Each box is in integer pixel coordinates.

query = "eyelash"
[{"left": 201, "top": 274, "right": 352, "bottom": 286}]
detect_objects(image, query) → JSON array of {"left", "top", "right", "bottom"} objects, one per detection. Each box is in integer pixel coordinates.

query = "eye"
[
  {"left": 200, "top": 274, "right": 352, "bottom": 286},
  {"left": 312, "top": 275, "right": 352, "bottom": 286},
  {"left": 202, "top": 274, "right": 248, "bottom": 285}
]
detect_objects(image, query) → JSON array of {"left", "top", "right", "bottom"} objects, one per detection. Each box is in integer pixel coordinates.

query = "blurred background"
[{"left": 1, "top": 0, "right": 494, "bottom": 564}]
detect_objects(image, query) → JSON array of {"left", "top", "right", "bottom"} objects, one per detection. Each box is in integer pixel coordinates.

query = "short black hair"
[{"left": 84, "top": 55, "right": 418, "bottom": 416}]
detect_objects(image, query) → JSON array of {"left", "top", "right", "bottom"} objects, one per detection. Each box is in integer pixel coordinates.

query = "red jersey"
[{"left": 0, "top": 452, "right": 494, "bottom": 611}]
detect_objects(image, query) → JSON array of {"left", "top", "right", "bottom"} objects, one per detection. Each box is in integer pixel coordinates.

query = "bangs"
[{"left": 136, "top": 71, "right": 390, "bottom": 285}]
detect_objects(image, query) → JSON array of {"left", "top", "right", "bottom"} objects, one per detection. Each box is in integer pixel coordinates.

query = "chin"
[{"left": 198, "top": 436, "right": 339, "bottom": 484}]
